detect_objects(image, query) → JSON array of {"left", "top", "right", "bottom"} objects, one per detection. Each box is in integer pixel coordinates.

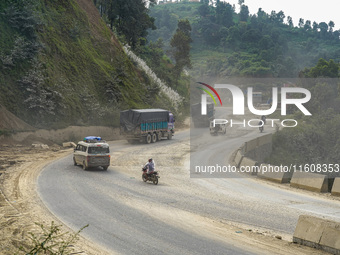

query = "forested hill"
[
  {"left": 148, "top": 2, "right": 340, "bottom": 78},
  {"left": 0, "top": 0, "right": 178, "bottom": 129}
]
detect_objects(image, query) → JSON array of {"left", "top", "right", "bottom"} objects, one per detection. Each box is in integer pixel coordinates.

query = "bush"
[{"left": 18, "top": 221, "right": 88, "bottom": 255}]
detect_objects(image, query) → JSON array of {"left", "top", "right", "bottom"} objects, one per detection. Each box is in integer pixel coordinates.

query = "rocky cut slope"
[{"left": 0, "top": 0, "right": 176, "bottom": 129}]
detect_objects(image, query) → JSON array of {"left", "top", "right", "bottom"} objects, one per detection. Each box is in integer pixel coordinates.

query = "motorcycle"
[
  {"left": 259, "top": 119, "right": 264, "bottom": 133},
  {"left": 142, "top": 166, "right": 159, "bottom": 185}
]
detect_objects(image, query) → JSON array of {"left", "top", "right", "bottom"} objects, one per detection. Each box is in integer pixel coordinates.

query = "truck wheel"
[
  {"left": 145, "top": 134, "right": 152, "bottom": 144},
  {"left": 157, "top": 132, "right": 162, "bottom": 141},
  {"left": 151, "top": 133, "right": 157, "bottom": 143}
]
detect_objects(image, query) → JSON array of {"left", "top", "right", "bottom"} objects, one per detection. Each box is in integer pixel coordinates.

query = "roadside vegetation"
[
  {"left": 18, "top": 222, "right": 88, "bottom": 255},
  {"left": 267, "top": 59, "right": 340, "bottom": 186},
  {"left": 93, "top": 0, "right": 191, "bottom": 118},
  {"left": 0, "top": 0, "right": 189, "bottom": 129},
  {"left": 148, "top": 1, "right": 340, "bottom": 78},
  {"left": 147, "top": 1, "right": 340, "bottom": 181}
]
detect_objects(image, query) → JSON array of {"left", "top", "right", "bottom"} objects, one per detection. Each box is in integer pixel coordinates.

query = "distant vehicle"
[
  {"left": 120, "top": 109, "right": 175, "bottom": 144},
  {"left": 73, "top": 136, "right": 110, "bottom": 170},
  {"left": 191, "top": 102, "right": 214, "bottom": 128},
  {"left": 259, "top": 122, "right": 264, "bottom": 133},
  {"left": 209, "top": 121, "right": 226, "bottom": 136}
]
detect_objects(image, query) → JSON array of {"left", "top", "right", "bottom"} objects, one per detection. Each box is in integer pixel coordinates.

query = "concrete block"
[
  {"left": 244, "top": 138, "right": 258, "bottom": 153},
  {"left": 293, "top": 215, "right": 340, "bottom": 254},
  {"left": 257, "top": 134, "right": 272, "bottom": 146},
  {"left": 290, "top": 171, "right": 328, "bottom": 193},
  {"left": 234, "top": 150, "right": 243, "bottom": 168},
  {"left": 320, "top": 223, "right": 340, "bottom": 251},
  {"left": 257, "top": 164, "right": 292, "bottom": 183},
  {"left": 331, "top": 177, "right": 340, "bottom": 196},
  {"left": 239, "top": 157, "right": 258, "bottom": 175}
]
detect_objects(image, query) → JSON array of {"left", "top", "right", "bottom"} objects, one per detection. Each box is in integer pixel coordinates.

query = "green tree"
[
  {"left": 328, "top": 20, "right": 335, "bottom": 32},
  {"left": 319, "top": 22, "right": 329, "bottom": 38},
  {"left": 287, "top": 16, "right": 293, "bottom": 27},
  {"left": 298, "top": 18, "right": 304, "bottom": 28},
  {"left": 170, "top": 19, "right": 192, "bottom": 87},
  {"left": 304, "top": 20, "right": 311, "bottom": 31},
  {"left": 239, "top": 4, "right": 249, "bottom": 22},
  {"left": 199, "top": 18, "right": 221, "bottom": 45},
  {"left": 276, "top": 11, "right": 285, "bottom": 23},
  {"left": 216, "top": 1, "right": 234, "bottom": 28},
  {"left": 257, "top": 8, "right": 267, "bottom": 20},
  {"left": 302, "top": 58, "right": 339, "bottom": 78},
  {"left": 95, "top": 0, "right": 156, "bottom": 49},
  {"left": 198, "top": 4, "right": 210, "bottom": 17}
]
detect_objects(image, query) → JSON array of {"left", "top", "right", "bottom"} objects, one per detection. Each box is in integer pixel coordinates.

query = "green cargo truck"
[{"left": 120, "top": 109, "right": 175, "bottom": 144}]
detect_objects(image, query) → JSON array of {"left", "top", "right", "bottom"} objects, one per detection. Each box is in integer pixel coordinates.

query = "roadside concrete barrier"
[
  {"left": 290, "top": 171, "right": 328, "bottom": 192},
  {"left": 239, "top": 157, "right": 258, "bottom": 175},
  {"left": 293, "top": 215, "right": 340, "bottom": 254},
  {"left": 234, "top": 149, "right": 243, "bottom": 168},
  {"left": 257, "top": 164, "right": 292, "bottom": 183},
  {"left": 257, "top": 134, "right": 272, "bottom": 146},
  {"left": 243, "top": 134, "right": 272, "bottom": 163},
  {"left": 232, "top": 134, "right": 272, "bottom": 175},
  {"left": 244, "top": 138, "right": 258, "bottom": 153},
  {"left": 331, "top": 177, "right": 340, "bottom": 196}
]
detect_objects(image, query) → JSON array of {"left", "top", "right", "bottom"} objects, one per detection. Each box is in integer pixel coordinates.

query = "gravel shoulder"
[{"left": 0, "top": 145, "right": 111, "bottom": 254}]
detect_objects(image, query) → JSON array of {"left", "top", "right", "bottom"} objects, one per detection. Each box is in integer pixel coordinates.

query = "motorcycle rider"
[
  {"left": 144, "top": 158, "right": 155, "bottom": 176},
  {"left": 259, "top": 119, "right": 264, "bottom": 133}
]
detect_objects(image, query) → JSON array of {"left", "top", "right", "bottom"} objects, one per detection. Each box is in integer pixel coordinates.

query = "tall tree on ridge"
[
  {"left": 95, "top": 0, "right": 156, "bottom": 49},
  {"left": 170, "top": 19, "right": 192, "bottom": 88}
]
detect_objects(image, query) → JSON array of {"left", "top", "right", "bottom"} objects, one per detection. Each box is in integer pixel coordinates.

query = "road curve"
[
  {"left": 38, "top": 132, "right": 258, "bottom": 255},
  {"left": 38, "top": 110, "right": 340, "bottom": 254}
]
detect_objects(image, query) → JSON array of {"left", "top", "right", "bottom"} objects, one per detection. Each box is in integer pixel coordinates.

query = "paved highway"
[{"left": 38, "top": 108, "right": 340, "bottom": 254}]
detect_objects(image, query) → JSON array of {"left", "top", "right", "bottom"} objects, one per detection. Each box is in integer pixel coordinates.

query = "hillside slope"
[
  {"left": 0, "top": 0, "right": 175, "bottom": 129},
  {"left": 148, "top": 2, "right": 340, "bottom": 79},
  {"left": 0, "top": 105, "right": 34, "bottom": 131}
]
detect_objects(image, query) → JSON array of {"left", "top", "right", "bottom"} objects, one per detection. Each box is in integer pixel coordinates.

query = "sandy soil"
[{"left": 0, "top": 144, "right": 110, "bottom": 254}]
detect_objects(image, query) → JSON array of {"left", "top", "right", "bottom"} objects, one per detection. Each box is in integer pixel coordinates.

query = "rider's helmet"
[{"left": 149, "top": 158, "right": 152, "bottom": 162}]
